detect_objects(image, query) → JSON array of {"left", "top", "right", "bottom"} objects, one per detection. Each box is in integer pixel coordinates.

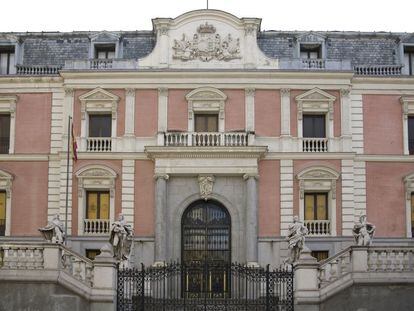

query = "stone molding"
[
  {"left": 154, "top": 173, "right": 169, "bottom": 181},
  {"left": 0, "top": 95, "right": 17, "bottom": 154},
  {"left": 400, "top": 96, "right": 414, "bottom": 155},
  {"left": 243, "top": 173, "right": 259, "bottom": 180},
  {"left": 79, "top": 87, "right": 120, "bottom": 120},
  {"left": 198, "top": 175, "right": 215, "bottom": 200},
  {"left": 295, "top": 87, "right": 336, "bottom": 121}
]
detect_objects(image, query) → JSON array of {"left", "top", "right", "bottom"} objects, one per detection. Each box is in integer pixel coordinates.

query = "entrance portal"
[{"left": 181, "top": 200, "right": 231, "bottom": 296}]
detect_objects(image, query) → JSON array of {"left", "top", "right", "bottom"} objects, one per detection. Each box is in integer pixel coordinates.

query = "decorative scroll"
[
  {"left": 173, "top": 23, "right": 241, "bottom": 62},
  {"left": 198, "top": 175, "right": 215, "bottom": 200}
]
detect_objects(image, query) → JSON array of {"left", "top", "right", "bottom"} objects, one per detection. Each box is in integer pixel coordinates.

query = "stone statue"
[
  {"left": 285, "top": 215, "right": 309, "bottom": 264},
  {"left": 109, "top": 213, "right": 133, "bottom": 262},
  {"left": 352, "top": 215, "right": 375, "bottom": 246},
  {"left": 38, "top": 214, "right": 65, "bottom": 244}
]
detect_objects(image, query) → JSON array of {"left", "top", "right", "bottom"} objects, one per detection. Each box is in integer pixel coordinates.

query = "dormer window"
[
  {"left": 95, "top": 44, "right": 116, "bottom": 59},
  {"left": 300, "top": 44, "right": 321, "bottom": 59},
  {"left": 403, "top": 46, "right": 414, "bottom": 75},
  {"left": 0, "top": 46, "right": 15, "bottom": 75}
]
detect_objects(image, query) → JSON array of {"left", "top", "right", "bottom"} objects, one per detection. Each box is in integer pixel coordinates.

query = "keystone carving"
[{"left": 198, "top": 175, "right": 215, "bottom": 201}]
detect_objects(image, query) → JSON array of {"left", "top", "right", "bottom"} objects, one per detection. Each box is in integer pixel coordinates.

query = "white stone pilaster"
[
  {"left": 341, "top": 159, "right": 355, "bottom": 235},
  {"left": 154, "top": 174, "right": 169, "bottom": 263},
  {"left": 244, "top": 173, "right": 258, "bottom": 264},
  {"left": 280, "top": 159, "right": 294, "bottom": 236},
  {"left": 121, "top": 160, "right": 135, "bottom": 226},
  {"left": 124, "top": 89, "right": 135, "bottom": 136},
  {"left": 51, "top": 90, "right": 65, "bottom": 153},
  {"left": 47, "top": 159, "right": 61, "bottom": 221},
  {"left": 63, "top": 89, "right": 74, "bottom": 151},
  {"left": 350, "top": 94, "right": 364, "bottom": 154},
  {"left": 157, "top": 88, "right": 168, "bottom": 145},
  {"left": 280, "top": 89, "right": 291, "bottom": 136},
  {"left": 245, "top": 88, "right": 255, "bottom": 132},
  {"left": 59, "top": 157, "right": 73, "bottom": 235},
  {"left": 354, "top": 161, "right": 367, "bottom": 222}
]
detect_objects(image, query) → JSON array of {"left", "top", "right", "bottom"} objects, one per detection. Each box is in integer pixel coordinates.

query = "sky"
[{"left": 1, "top": 0, "right": 414, "bottom": 33}]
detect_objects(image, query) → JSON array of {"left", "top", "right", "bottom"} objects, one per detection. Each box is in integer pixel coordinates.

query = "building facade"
[{"left": 0, "top": 9, "right": 414, "bottom": 271}]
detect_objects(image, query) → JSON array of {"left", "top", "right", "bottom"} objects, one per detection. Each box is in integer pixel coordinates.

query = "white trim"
[
  {"left": 296, "top": 166, "right": 340, "bottom": 236},
  {"left": 400, "top": 96, "right": 414, "bottom": 155},
  {"left": 295, "top": 88, "right": 336, "bottom": 141},
  {"left": 0, "top": 169, "right": 13, "bottom": 236},
  {"left": 280, "top": 89, "right": 291, "bottom": 136},
  {"left": 280, "top": 159, "right": 294, "bottom": 236},
  {"left": 245, "top": 88, "right": 255, "bottom": 132},
  {"left": 185, "top": 87, "right": 227, "bottom": 132},
  {"left": 89, "top": 31, "right": 120, "bottom": 59},
  {"left": 75, "top": 165, "right": 117, "bottom": 236},
  {"left": 79, "top": 88, "right": 120, "bottom": 151},
  {"left": 404, "top": 173, "right": 414, "bottom": 238},
  {"left": 0, "top": 95, "right": 17, "bottom": 154}
]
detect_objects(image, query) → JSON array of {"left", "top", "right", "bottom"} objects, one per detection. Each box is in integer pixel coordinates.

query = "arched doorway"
[{"left": 181, "top": 199, "right": 231, "bottom": 265}]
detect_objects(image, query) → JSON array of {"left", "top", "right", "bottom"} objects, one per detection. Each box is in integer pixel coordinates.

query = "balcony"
[
  {"left": 86, "top": 137, "right": 112, "bottom": 152},
  {"left": 16, "top": 65, "right": 61, "bottom": 75},
  {"left": 279, "top": 58, "right": 352, "bottom": 71},
  {"left": 164, "top": 132, "right": 249, "bottom": 147},
  {"left": 64, "top": 59, "right": 138, "bottom": 70},
  {"left": 83, "top": 219, "right": 110, "bottom": 235},
  {"left": 301, "top": 137, "right": 328, "bottom": 152},
  {"left": 304, "top": 220, "right": 331, "bottom": 236},
  {"left": 354, "top": 64, "right": 403, "bottom": 76}
]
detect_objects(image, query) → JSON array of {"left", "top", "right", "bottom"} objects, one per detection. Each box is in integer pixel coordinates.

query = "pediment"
[
  {"left": 79, "top": 88, "right": 119, "bottom": 102},
  {"left": 296, "top": 32, "right": 326, "bottom": 43},
  {"left": 76, "top": 165, "right": 117, "bottom": 178},
  {"left": 297, "top": 166, "right": 340, "bottom": 180},
  {"left": 0, "top": 170, "right": 13, "bottom": 181},
  {"left": 139, "top": 9, "right": 278, "bottom": 69},
  {"left": 90, "top": 31, "right": 120, "bottom": 42},
  {"left": 186, "top": 87, "right": 227, "bottom": 101},
  {"left": 295, "top": 88, "right": 336, "bottom": 102}
]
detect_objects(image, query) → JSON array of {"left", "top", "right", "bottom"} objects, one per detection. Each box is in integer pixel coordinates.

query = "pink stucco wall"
[
  {"left": 0, "top": 162, "right": 48, "bottom": 236},
  {"left": 135, "top": 89, "right": 158, "bottom": 136},
  {"left": 258, "top": 160, "right": 280, "bottom": 236},
  {"left": 72, "top": 89, "right": 126, "bottom": 137},
  {"left": 363, "top": 95, "right": 403, "bottom": 155},
  {"left": 134, "top": 160, "right": 155, "bottom": 236},
  {"left": 293, "top": 160, "right": 342, "bottom": 234},
  {"left": 224, "top": 89, "right": 245, "bottom": 131},
  {"left": 72, "top": 160, "right": 122, "bottom": 236},
  {"left": 255, "top": 90, "right": 281, "bottom": 137},
  {"left": 168, "top": 89, "right": 188, "bottom": 131},
  {"left": 366, "top": 162, "right": 413, "bottom": 237},
  {"left": 290, "top": 90, "right": 341, "bottom": 137},
  {"left": 14, "top": 93, "right": 51, "bottom": 153}
]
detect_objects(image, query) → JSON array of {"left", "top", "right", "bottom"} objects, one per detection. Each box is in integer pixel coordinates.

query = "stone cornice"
[{"left": 145, "top": 146, "right": 268, "bottom": 159}]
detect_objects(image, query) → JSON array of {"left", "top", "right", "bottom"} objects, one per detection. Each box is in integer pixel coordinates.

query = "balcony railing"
[
  {"left": 0, "top": 138, "right": 9, "bottom": 154},
  {"left": 64, "top": 59, "right": 138, "bottom": 70},
  {"left": 0, "top": 219, "right": 5, "bottom": 236},
  {"left": 305, "top": 220, "right": 331, "bottom": 236},
  {"left": 164, "top": 132, "right": 249, "bottom": 147},
  {"left": 86, "top": 137, "right": 112, "bottom": 152},
  {"left": 302, "top": 58, "right": 325, "bottom": 69},
  {"left": 90, "top": 59, "right": 113, "bottom": 69},
  {"left": 301, "top": 137, "right": 328, "bottom": 152},
  {"left": 16, "top": 65, "right": 61, "bottom": 75},
  {"left": 83, "top": 219, "right": 110, "bottom": 235},
  {"left": 354, "top": 65, "right": 403, "bottom": 76}
]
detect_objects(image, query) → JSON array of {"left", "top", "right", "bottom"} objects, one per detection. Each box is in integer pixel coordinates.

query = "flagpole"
[{"left": 64, "top": 116, "right": 71, "bottom": 245}]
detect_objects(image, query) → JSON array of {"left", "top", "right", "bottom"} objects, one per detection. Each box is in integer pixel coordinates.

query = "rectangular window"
[
  {"left": 300, "top": 45, "right": 321, "bottom": 59},
  {"left": 303, "top": 114, "right": 326, "bottom": 138},
  {"left": 409, "top": 116, "right": 414, "bottom": 155},
  {"left": 0, "top": 46, "right": 15, "bottom": 75},
  {"left": 194, "top": 114, "right": 218, "bottom": 132},
  {"left": 403, "top": 46, "right": 414, "bottom": 76},
  {"left": 95, "top": 45, "right": 116, "bottom": 59},
  {"left": 311, "top": 250, "right": 329, "bottom": 262},
  {"left": 86, "top": 191, "right": 110, "bottom": 220},
  {"left": 85, "top": 249, "right": 101, "bottom": 260},
  {"left": 89, "top": 114, "right": 112, "bottom": 137},
  {"left": 0, "top": 191, "right": 6, "bottom": 236},
  {"left": 0, "top": 114, "right": 10, "bottom": 154},
  {"left": 411, "top": 193, "right": 414, "bottom": 238},
  {"left": 304, "top": 193, "right": 328, "bottom": 221}
]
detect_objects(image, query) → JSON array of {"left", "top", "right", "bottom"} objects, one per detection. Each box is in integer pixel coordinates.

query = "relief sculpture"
[{"left": 173, "top": 22, "right": 241, "bottom": 62}]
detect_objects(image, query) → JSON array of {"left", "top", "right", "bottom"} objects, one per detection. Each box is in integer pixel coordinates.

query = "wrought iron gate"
[{"left": 117, "top": 262, "right": 294, "bottom": 311}]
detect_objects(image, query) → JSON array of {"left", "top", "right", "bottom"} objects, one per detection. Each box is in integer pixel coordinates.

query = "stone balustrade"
[
  {"left": 367, "top": 247, "right": 414, "bottom": 272},
  {"left": 83, "top": 218, "right": 111, "bottom": 235},
  {"left": 61, "top": 247, "right": 94, "bottom": 286},
  {"left": 301, "top": 137, "right": 329, "bottom": 152},
  {"left": 302, "top": 58, "right": 325, "bottom": 69},
  {"left": 16, "top": 65, "right": 61, "bottom": 75},
  {"left": 164, "top": 132, "right": 249, "bottom": 147},
  {"left": 354, "top": 64, "right": 403, "bottom": 76},
  {"left": 318, "top": 247, "right": 351, "bottom": 288},
  {"left": 0, "top": 244, "right": 44, "bottom": 269},
  {"left": 305, "top": 220, "right": 331, "bottom": 236},
  {"left": 64, "top": 59, "right": 138, "bottom": 70},
  {"left": 86, "top": 137, "right": 113, "bottom": 152}
]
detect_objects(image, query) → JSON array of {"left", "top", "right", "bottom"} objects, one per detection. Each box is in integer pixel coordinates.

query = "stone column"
[
  {"left": 124, "top": 88, "right": 135, "bottom": 151},
  {"left": 244, "top": 173, "right": 259, "bottom": 265},
  {"left": 340, "top": 88, "right": 352, "bottom": 152},
  {"left": 280, "top": 89, "right": 292, "bottom": 152},
  {"left": 157, "top": 88, "right": 168, "bottom": 145},
  {"left": 154, "top": 174, "right": 169, "bottom": 264}
]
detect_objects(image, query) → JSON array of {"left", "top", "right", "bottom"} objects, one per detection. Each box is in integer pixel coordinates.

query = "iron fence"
[{"left": 117, "top": 262, "right": 294, "bottom": 311}]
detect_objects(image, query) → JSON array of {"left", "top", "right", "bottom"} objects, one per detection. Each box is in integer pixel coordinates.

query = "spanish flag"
[{"left": 70, "top": 120, "right": 78, "bottom": 161}]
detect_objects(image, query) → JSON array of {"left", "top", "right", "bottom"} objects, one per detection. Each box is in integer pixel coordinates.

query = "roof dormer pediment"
[{"left": 79, "top": 88, "right": 119, "bottom": 102}]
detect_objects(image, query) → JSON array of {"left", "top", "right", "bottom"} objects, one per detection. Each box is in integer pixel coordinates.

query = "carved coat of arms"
[
  {"left": 173, "top": 22, "right": 241, "bottom": 62},
  {"left": 198, "top": 175, "right": 215, "bottom": 200}
]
